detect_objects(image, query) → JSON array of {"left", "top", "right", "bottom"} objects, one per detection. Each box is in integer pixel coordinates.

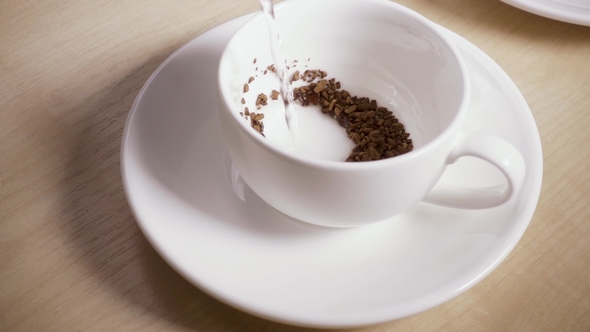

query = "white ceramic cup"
[{"left": 217, "top": 0, "right": 526, "bottom": 227}]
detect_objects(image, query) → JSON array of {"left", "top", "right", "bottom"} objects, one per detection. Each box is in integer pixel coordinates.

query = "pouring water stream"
[{"left": 259, "top": 0, "right": 300, "bottom": 147}]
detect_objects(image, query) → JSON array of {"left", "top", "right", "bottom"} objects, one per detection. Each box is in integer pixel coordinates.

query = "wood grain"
[{"left": 1, "top": 0, "right": 589, "bottom": 331}]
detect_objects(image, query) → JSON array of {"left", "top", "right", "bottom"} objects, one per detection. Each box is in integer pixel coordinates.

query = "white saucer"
[
  {"left": 501, "top": 0, "right": 590, "bottom": 26},
  {"left": 121, "top": 14, "right": 543, "bottom": 328}
]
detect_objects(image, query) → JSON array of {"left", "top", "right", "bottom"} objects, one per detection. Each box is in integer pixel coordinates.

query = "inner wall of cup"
[{"left": 220, "top": 0, "right": 465, "bottom": 150}]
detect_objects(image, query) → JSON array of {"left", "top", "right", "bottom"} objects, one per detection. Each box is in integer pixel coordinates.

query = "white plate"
[
  {"left": 501, "top": 0, "right": 590, "bottom": 26},
  {"left": 121, "top": 14, "right": 543, "bottom": 328}
]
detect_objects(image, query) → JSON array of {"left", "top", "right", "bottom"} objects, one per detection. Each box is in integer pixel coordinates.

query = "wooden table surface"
[{"left": 2, "top": 0, "right": 589, "bottom": 331}]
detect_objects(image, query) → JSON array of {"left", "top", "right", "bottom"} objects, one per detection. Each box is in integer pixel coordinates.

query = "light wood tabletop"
[{"left": 2, "top": 0, "right": 589, "bottom": 331}]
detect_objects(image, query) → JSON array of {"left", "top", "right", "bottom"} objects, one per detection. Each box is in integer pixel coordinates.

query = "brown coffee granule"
[
  {"left": 256, "top": 93, "right": 268, "bottom": 107},
  {"left": 292, "top": 69, "right": 413, "bottom": 162},
  {"left": 241, "top": 97, "right": 245, "bottom": 104},
  {"left": 248, "top": 77, "right": 255, "bottom": 84},
  {"left": 243, "top": 84, "right": 249, "bottom": 93},
  {"left": 270, "top": 90, "right": 280, "bottom": 100},
  {"left": 249, "top": 112, "right": 265, "bottom": 137},
  {"left": 253, "top": 58, "right": 257, "bottom": 64},
  {"left": 298, "top": 69, "right": 328, "bottom": 83},
  {"left": 291, "top": 70, "right": 300, "bottom": 82}
]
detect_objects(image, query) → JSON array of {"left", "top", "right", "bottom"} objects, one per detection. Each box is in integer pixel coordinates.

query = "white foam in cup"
[{"left": 217, "top": 0, "right": 526, "bottom": 227}]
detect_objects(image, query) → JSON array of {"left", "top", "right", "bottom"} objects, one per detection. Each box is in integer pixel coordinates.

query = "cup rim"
[{"left": 218, "top": 0, "right": 471, "bottom": 171}]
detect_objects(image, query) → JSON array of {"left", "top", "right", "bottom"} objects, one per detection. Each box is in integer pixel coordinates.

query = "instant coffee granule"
[
  {"left": 270, "top": 90, "right": 280, "bottom": 100},
  {"left": 249, "top": 111, "right": 265, "bottom": 136},
  {"left": 256, "top": 93, "right": 268, "bottom": 109}
]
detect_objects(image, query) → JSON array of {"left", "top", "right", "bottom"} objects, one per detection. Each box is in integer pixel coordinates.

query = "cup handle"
[{"left": 423, "top": 132, "right": 526, "bottom": 209}]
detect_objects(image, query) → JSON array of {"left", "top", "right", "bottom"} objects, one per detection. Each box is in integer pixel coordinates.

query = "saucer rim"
[
  {"left": 501, "top": 0, "right": 590, "bottom": 26},
  {"left": 120, "top": 14, "right": 543, "bottom": 328}
]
